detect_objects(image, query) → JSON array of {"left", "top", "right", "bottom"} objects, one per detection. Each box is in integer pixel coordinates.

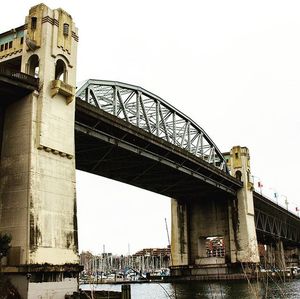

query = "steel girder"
[
  {"left": 76, "top": 80, "right": 229, "bottom": 173},
  {"left": 255, "top": 208, "right": 300, "bottom": 244}
]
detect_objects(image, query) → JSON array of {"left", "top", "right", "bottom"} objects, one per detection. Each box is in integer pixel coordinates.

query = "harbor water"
[{"left": 81, "top": 280, "right": 300, "bottom": 298}]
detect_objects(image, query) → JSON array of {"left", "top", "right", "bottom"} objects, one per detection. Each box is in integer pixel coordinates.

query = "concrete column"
[
  {"left": 171, "top": 198, "right": 189, "bottom": 266},
  {"left": 0, "top": 4, "right": 79, "bottom": 298},
  {"left": 227, "top": 146, "right": 259, "bottom": 263},
  {"left": 266, "top": 244, "right": 275, "bottom": 268},
  {"left": 285, "top": 247, "right": 299, "bottom": 268},
  {"left": 275, "top": 240, "right": 286, "bottom": 270}
]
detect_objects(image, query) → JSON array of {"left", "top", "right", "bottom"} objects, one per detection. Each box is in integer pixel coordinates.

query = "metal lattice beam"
[
  {"left": 255, "top": 209, "right": 300, "bottom": 243},
  {"left": 76, "top": 80, "right": 229, "bottom": 173}
]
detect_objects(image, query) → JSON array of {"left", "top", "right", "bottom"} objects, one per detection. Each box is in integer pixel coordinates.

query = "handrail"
[{"left": 0, "top": 66, "right": 39, "bottom": 87}]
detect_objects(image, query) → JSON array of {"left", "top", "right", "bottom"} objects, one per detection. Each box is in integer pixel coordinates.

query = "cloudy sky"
[{"left": 2, "top": 1, "right": 300, "bottom": 255}]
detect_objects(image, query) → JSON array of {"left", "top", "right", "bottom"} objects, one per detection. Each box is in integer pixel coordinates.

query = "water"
[{"left": 81, "top": 280, "right": 300, "bottom": 298}]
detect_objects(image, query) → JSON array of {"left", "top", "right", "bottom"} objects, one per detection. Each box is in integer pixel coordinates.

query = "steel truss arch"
[{"left": 76, "top": 79, "right": 229, "bottom": 173}]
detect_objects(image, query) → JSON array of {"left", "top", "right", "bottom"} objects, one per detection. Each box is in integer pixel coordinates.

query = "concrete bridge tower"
[
  {"left": 0, "top": 4, "right": 79, "bottom": 297},
  {"left": 171, "top": 146, "right": 259, "bottom": 277},
  {"left": 227, "top": 146, "right": 259, "bottom": 264}
]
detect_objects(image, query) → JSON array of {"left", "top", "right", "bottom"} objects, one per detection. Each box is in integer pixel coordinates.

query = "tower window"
[
  {"left": 27, "top": 54, "right": 39, "bottom": 78},
  {"left": 0, "top": 45, "right": 3, "bottom": 52},
  {"left": 9, "top": 41, "right": 13, "bottom": 49},
  {"left": 31, "top": 17, "right": 37, "bottom": 30},
  {"left": 235, "top": 170, "right": 242, "bottom": 181},
  {"left": 63, "top": 23, "right": 69, "bottom": 36},
  {"left": 20, "top": 37, "right": 24, "bottom": 45},
  {"left": 235, "top": 153, "right": 239, "bottom": 159},
  {"left": 55, "top": 59, "right": 67, "bottom": 82}
]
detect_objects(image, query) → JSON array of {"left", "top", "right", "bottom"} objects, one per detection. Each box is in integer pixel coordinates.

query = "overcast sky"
[{"left": 2, "top": 1, "right": 300, "bottom": 255}]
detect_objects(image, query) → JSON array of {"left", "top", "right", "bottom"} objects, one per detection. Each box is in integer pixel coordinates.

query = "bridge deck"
[
  {"left": 0, "top": 67, "right": 39, "bottom": 106},
  {"left": 75, "top": 100, "right": 242, "bottom": 201}
]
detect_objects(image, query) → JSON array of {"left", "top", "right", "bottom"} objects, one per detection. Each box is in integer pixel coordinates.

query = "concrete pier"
[{"left": 0, "top": 4, "right": 79, "bottom": 298}]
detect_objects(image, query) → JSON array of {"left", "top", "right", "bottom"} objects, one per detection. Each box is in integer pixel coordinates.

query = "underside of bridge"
[
  {"left": 75, "top": 100, "right": 241, "bottom": 201},
  {"left": 0, "top": 66, "right": 38, "bottom": 101}
]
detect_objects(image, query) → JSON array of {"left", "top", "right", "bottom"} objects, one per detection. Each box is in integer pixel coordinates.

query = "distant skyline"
[{"left": 2, "top": 0, "right": 300, "bottom": 254}]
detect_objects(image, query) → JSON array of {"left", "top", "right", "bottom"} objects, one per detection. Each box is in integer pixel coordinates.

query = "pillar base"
[
  {"left": 1, "top": 264, "right": 82, "bottom": 298},
  {"left": 170, "top": 263, "right": 258, "bottom": 281}
]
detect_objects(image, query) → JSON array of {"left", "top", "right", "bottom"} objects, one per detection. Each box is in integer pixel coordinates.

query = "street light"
[
  {"left": 268, "top": 187, "right": 279, "bottom": 204},
  {"left": 281, "top": 195, "right": 288, "bottom": 211}
]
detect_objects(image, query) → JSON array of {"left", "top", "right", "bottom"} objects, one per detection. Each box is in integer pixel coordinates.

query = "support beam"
[
  {"left": 275, "top": 240, "right": 286, "bottom": 270},
  {"left": 171, "top": 198, "right": 189, "bottom": 267}
]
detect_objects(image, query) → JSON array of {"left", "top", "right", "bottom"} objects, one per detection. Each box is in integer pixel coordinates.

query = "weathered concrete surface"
[
  {"left": 28, "top": 279, "right": 78, "bottom": 298},
  {"left": 0, "top": 3, "right": 79, "bottom": 298},
  {"left": 171, "top": 146, "right": 260, "bottom": 279},
  {"left": 275, "top": 240, "right": 286, "bottom": 270},
  {"left": 171, "top": 198, "right": 189, "bottom": 266},
  {"left": 227, "top": 146, "right": 259, "bottom": 263},
  {"left": 189, "top": 197, "right": 230, "bottom": 265}
]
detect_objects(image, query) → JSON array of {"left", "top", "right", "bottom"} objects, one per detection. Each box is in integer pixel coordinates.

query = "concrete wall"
[
  {"left": 0, "top": 96, "right": 32, "bottom": 265},
  {"left": 171, "top": 196, "right": 230, "bottom": 267},
  {"left": 171, "top": 198, "right": 189, "bottom": 266},
  {"left": 189, "top": 197, "right": 230, "bottom": 264},
  {"left": 28, "top": 279, "right": 78, "bottom": 298}
]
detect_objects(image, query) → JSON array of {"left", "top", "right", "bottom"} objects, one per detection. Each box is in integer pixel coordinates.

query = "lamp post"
[
  {"left": 268, "top": 187, "right": 279, "bottom": 204},
  {"left": 281, "top": 195, "right": 288, "bottom": 211}
]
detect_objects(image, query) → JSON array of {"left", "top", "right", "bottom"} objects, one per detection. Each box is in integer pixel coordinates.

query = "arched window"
[
  {"left": 235, "top": 170, "right": 242, "bottom": 181},
  {"left": 63, "top": 23, "right": 69, "bottom": 36},
  {"left": 55, "top": 59, "right": 67, "bottom": 82},
  {"left": 27, "top": 54, "right": 39, "bottom": 78}
]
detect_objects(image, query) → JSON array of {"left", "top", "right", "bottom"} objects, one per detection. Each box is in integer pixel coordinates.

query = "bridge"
[{"left": 0, "top": 4, "right": 299, "bottom": 298}]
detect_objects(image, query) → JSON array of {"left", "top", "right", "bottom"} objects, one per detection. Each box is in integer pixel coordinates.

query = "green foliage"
[{"left": 0, "top": 233, "right": 12, "bottom": 260}]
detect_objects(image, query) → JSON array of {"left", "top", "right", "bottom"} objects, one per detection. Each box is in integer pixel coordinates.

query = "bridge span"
[
  {"left": 75, "top": 80, "right": 300, "bottom": 277},
  {"left": 0, "top": 3, "right": 299, "bottom": 298}
]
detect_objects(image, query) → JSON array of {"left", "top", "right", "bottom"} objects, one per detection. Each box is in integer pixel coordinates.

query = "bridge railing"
[
  {"left": 76, "top": 80, "right": 229, "bottom": 173},
  {"left": 254, "top": 182, "right": 299, "bottom": 217},
  {"left": 0, "top": 66, "right": 39, "bottom": 88}
]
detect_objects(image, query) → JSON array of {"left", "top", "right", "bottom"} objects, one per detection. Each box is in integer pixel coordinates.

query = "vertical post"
[
  {"left": 172, "top": 112, "right": 176, "bottom": 144},
  {"left": 136, "top": 91, "right": 140, "bottom": 128},
  {"left": 156, "top": 101, "right": 160, "bottom": 136},
  {"left": 121, "top": 284, "right": 131, "bottom": 299}
]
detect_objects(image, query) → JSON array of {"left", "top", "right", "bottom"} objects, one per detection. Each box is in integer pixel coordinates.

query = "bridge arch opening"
[
  {"left": 235, "top": 170, "right": 242, "bottom": 181},
  {"left": 55, "top": 59, "right": 67, "bottom": 82},
  {"left": 27, "top": 54, "right": 39, "bottom": 78}
]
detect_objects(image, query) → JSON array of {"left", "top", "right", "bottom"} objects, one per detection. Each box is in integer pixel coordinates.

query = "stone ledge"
[{"left": 2, "top": 263, "right": 83, "bottom": 273}]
